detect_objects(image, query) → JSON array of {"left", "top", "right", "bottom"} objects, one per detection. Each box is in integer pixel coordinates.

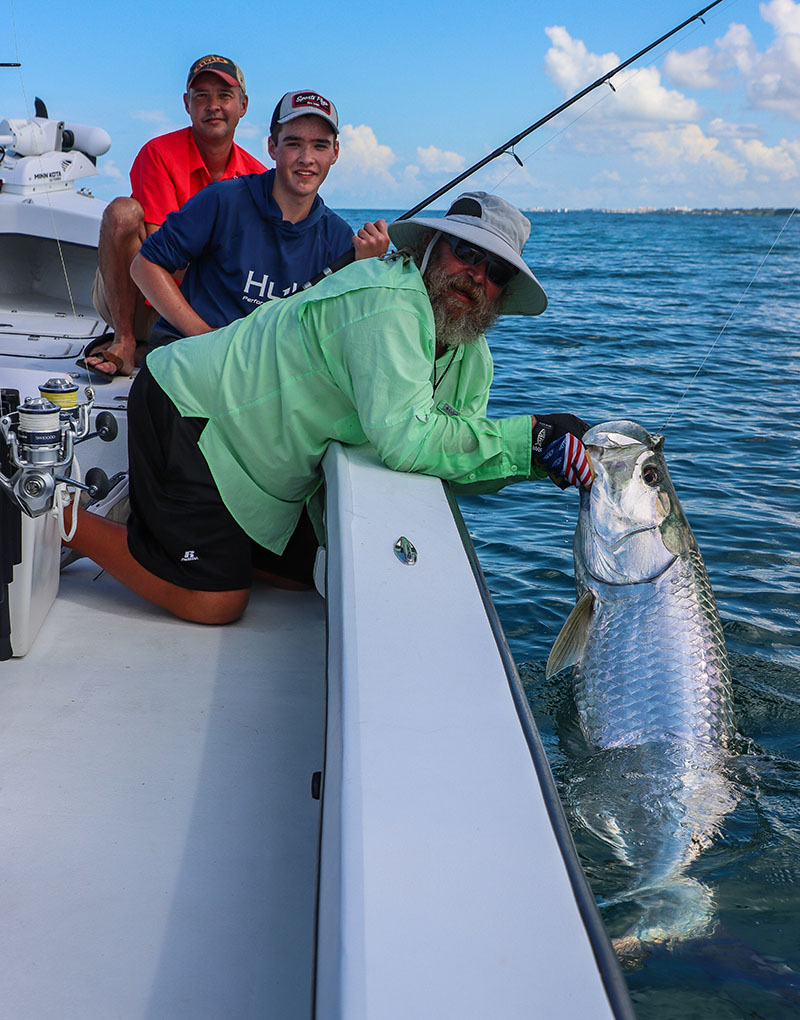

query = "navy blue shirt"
[{"left": 139, "top": 169, "right": 354, "bottom": 342}]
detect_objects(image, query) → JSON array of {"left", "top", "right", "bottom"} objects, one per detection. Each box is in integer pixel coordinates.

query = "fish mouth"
[
  {"left": 585, "top": 553, "right": 678, "bottom": 587},
  {"left": 598, "top": 524, "right": 658, "bottom": 553}
]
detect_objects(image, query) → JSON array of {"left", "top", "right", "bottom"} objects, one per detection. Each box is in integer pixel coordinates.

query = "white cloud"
[
  {"left": 746, "top": 34, "right": 800, "bottom": 117},
  {"left": 328, "top": 127, "right": 468, "bottom": 205},
  {"left": 234, "top": 121, "right": 263, "bottom": 140},
  {"left": 630, "top": 124, "right": 747, "bottom": 185},
  {"left": 663, "top": 46, "right": 719, "bottom": 89},
  {"left": 323, "top": 123, "right": 402, "bottom": 203},
  {"left": 131, "top": 109, "right": 172, "bottom": 125},
  {"left": 761, "top": 0, "right": 800, "bottom": 34},
  {"left": 716, "top": 23, "right": 759, "bottom": 77},
  {"left": 130, "top": 109, "right": 181, "bottom": 140},
  {"left": 734, "top": 136, "right": 800, "bottom": 179},
  {"left": 100, "top": 157, "right": 123, "bottom": 180},
  {"left": 664, "top": 24, "right": 758, "bottom": 90},
  {"left": 338, "top": 123, "right": 396, "bottom": 176},
  {"left": 415, "top": 145, "right": 464, "bottom": 174},
  {"left": 544, "top": 25, "right": 617, "bottom": 95},
  {"left": 738, "top": 2, "right": 800, "bottom": 117},
  {"left": 544, "top": 26, "right": 701, "bottom": 123},
  {"left": 707, "top": 117, "right": 762, "bottom": 139},
  {"left": 664, "top": 2, "right": 800, "bottom": 119}
]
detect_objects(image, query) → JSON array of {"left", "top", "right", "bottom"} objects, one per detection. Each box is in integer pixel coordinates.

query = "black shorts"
[{"left": 126, "top": 362, "right": 317, "bottom": 591}]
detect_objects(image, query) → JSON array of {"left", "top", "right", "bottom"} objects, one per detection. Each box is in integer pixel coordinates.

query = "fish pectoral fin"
[{"left": 546, "top": 590, "right": 594, "bottom": 679}]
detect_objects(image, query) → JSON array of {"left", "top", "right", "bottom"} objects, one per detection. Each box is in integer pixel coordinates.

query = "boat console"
[{"left": 0, "top": 105, "right": 109, "bottom": 356}]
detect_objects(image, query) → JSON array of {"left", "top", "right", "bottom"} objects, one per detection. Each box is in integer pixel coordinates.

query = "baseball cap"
[
  {"left": 186, "top": 55, "right": 246, "bottom": 93},
  {"left": 270, "top": 90, "right": 339, "bottom": 135}
]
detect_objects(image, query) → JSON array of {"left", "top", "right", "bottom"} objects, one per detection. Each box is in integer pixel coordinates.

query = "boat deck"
[{"left": 2, "top": 562, "right": 326, "bottom": 1019}]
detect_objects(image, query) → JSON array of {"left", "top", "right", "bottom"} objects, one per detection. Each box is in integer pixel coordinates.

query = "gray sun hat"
[{"left": 387, "top": 191, "right": 547, "bottom": 316}]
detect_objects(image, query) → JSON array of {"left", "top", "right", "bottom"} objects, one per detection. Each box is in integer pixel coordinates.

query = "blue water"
[{"left": 340, "top": 208, "right": 800, "bottom": 1018}]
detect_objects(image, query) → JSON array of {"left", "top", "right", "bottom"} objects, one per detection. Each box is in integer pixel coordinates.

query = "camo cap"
[{"left": 187, "top": 55, "right": 246, "bottom": 93}]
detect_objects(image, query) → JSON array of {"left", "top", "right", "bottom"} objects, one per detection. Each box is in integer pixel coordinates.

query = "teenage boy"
[
  {"left": 84, "top": 55, "right": 265, "bottom": 377},
  {"left": 130, "top": 90, "right": 389, "bottom": 346}
]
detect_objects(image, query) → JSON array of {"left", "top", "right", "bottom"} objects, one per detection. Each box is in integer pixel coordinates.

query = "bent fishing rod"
[{"left": 303, "top": 0, "right": 726, "bottom": 289}]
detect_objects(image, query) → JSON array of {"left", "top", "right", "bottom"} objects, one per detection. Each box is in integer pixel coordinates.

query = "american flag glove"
[{"left": 536, "top": 433, "right": 593, "bottom": 489}]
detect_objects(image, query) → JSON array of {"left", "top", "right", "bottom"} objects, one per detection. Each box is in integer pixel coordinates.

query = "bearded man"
[{"left": 63, "top": 192, "right": 592, "bottom": 624}]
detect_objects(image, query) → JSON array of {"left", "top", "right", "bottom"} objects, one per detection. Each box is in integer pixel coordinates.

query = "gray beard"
[{"left": 424, "top": 260, "right": 501, "bottom": 348}]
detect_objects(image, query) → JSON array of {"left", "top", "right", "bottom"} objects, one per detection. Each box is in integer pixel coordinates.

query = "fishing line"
[
  {"left": 659, "top": 207, "right": 798, "bottom": 433},
  {"left": 303, "top": 0, "right": 730, "bottom": 289},
  {"left": 487, "top": 0, "right": 742, "bottom": 197}
]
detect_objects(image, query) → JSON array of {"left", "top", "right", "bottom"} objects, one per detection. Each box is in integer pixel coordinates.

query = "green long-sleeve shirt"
[{"left": 147, "top": 254, "right": 544, "bottom": 554}]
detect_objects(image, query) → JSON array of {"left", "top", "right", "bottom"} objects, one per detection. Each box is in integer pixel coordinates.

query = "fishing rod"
[{"left": 304, "top": 0, "right": 726, "bottom": 288}]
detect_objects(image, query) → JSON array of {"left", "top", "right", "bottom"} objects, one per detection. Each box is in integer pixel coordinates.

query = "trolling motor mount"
[{"left": 0, "top": 378, "right": 117, "bottom": 517}]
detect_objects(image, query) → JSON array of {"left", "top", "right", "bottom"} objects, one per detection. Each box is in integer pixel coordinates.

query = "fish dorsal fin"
[{"left": 546, "top": 590, "right": 595, "bottom": 679}]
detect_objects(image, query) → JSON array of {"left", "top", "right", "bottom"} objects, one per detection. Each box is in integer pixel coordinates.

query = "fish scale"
[{"left": 575, "top": 549, "right": 734, "bottom": 750}]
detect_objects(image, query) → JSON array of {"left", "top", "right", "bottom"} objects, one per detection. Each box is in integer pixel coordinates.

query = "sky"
[{"left": 2, "top": 0, "right": 798, "bottom": 211}]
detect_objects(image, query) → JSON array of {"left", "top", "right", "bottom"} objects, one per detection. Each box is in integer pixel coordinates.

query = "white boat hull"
[{"left": 0, "top": 108, "right": 634, "bottom": 1018}]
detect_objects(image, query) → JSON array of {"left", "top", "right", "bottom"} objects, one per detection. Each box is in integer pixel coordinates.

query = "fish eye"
[{"left": 642, "top": 464, "right": 660, "bottom": 487}]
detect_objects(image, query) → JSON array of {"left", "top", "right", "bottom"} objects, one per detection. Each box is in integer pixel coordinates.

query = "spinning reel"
[{"left": 0, "top": 377, "right": 118, "bottom": 518}]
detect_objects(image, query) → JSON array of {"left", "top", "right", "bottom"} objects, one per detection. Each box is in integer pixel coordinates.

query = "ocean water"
[{"left": 342, "top": 209, "right": 800, "bottom": 1019}]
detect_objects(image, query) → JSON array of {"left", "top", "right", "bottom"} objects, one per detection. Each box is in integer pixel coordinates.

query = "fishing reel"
[{"left": 0, "top": 377, "right": 117, "bottom": 518}]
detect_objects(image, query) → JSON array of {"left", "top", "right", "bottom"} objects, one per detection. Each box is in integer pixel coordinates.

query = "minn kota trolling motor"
[{"left": 0, "top": 377, "right": 118, "bottom": 659}]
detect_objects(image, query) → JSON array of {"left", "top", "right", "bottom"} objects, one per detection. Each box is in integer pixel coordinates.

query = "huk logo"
[
  {"left": 243, "top": 270, "right": 298, "bottom": 304},
  {"left": 181, "top": 550, "right": 199, "bottom": 563}
]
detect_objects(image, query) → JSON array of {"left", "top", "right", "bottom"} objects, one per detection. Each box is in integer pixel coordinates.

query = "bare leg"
[
  {"left": 87, "top": 197, "right": 148, "bottom": 377},
  {"left": 63, "top": 507, "right": 250, "bottom": 625}
]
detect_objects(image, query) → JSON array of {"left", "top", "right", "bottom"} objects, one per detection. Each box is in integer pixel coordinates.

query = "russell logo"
[{"left": 180, "top": 550, "right": 200, "bottom": 563}]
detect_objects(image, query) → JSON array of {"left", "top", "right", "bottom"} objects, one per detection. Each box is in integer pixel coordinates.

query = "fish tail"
[{"left": 612, "top": 876, "right": 716, "bottom": 961}]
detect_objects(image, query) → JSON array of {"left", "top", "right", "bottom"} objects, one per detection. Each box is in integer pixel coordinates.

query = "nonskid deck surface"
[
  {"left": 2, "top": 563, "right": 326, "bottom": 1019},
  {"left": 0, "top": 294, "right": 103, "bottom": 340}
]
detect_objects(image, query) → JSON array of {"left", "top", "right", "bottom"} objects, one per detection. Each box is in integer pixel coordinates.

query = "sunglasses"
[{"left": 444, "top": 235, "right": 519, "bottom": 288}]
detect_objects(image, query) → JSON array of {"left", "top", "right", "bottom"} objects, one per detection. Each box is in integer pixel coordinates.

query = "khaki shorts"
[{"left": 91, "top": 268, "right": 159, "bottom": 343}]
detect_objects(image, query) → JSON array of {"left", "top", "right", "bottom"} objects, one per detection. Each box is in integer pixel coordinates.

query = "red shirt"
[{"left": 129, "top": 126, "right": 266, "bottom": 227}]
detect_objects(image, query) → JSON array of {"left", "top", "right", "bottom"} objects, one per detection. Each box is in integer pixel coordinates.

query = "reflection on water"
[{"left": 456, "top": 211, "right": 799, "bottom": 1019}]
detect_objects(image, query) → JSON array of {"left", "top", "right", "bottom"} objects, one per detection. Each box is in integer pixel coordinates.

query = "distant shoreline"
[
  {"left": 336, "top": 206, "right": 796, "bottom": 217},
  {"left": 522, "top": 207, "right": 798, "bottom": 216}
]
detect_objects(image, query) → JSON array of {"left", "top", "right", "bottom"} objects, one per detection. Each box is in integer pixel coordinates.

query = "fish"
[{"left": 546, "top": 420, "right": 737, "bottom": 959}]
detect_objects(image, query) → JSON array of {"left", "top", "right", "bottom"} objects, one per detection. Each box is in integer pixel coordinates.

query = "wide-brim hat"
[{"left": 387, "top": 191, "right": 547, "bottom": 316}]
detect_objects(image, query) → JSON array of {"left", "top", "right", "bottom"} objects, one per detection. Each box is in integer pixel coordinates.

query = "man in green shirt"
[{"left": 64, "top": 191, "right": 592, "bottom": 624}]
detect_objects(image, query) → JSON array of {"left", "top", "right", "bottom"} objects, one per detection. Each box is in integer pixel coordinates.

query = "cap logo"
[
  {"left": 192, "top": 55, "right": 226, "bottom": 72},
  {"left": 447, "top": 197, "right": 483, "bottom": 219},
  {"left": 292, "top": 92, "right": 331, "bottom": 115}
]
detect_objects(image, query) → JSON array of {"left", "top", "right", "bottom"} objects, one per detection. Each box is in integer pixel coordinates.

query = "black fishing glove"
[{"left": 532, "top": 414, "right": 593, "bottom": 490}]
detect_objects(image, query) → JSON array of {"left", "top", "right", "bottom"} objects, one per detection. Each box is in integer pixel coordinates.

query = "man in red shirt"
[{"left": 84, "top": 54, "right": 265, "bottom": 377}]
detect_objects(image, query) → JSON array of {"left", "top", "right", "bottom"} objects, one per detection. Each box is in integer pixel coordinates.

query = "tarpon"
[{"left": 546, "top": 420, "right": 737, "bottom": 958}]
